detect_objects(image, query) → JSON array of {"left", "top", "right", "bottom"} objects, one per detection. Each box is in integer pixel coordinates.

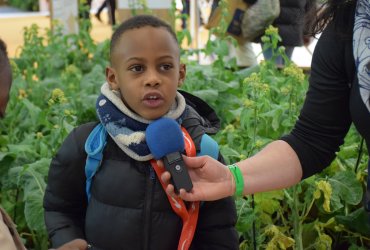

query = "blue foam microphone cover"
[
  {"left": 146, "top": 118, "right": 184, "bottom": 159},
  {"left": 146, "top": 117, "right": 193, "bottom": 192}
]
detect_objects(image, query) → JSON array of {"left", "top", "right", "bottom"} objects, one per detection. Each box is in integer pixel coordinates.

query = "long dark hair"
[{"left": 307, "top": 0, "right": 357, "bottom": 36}]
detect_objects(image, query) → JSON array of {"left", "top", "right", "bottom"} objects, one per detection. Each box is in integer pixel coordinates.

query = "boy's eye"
[
  {"left": 160, "top": 64, "right": 173, "bottom": 71},
  {"left": 129, "top": 65, "right": 144, "bottom": 72}
]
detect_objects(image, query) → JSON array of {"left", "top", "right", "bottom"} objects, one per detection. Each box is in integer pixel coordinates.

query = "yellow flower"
[
  {"left": 32, "top": 74, "right": 39, "bottom": 82},
  {"left": 277, "top": 46, "right": 285, "bottom": 54},
  {"left": 48, "top": 99, "right": 55, "bottom": 106},
  {"left": 259, "top": 61, "right": 267, "bottom": 68},
  {"left": 243, "top": 72, "right": 262, "bottom": 88},
  {"left": 243, "top": 98, "right": 255, "bottom": 108},
  {"left": 261, "top": 35, "right": 270, "bottom": 43},
  {"left": 260, "top": 83, "right": 270, "bottom": 93},
  {"left": 244, "top": 72, "right": 260, "bottom": 84},
  {"left": 49, "top": 88, "right": 67, "bottom": 104},
  {"left": 280, "top": 86, "right": 290, "bottom": 95},
  {"left": 255, "top": 140, "right": 263, "bottom": 148},
  {"left": 64, "top": 109, "right": 72, "bottom": 116},
  {"left": 36, "top": 132, "right": 43, "bottom": 139},
  {"left": 9, "top": 60, "right": 20, "bottom": 76},
  {"left": 65, "top": 65, "right": 80, "bottom": 75},
  {"left": 315, "top": 180, "right": 332, "bottom": 212},
  {"left": 283, "top": 64, "right": 305, "bottom": 83},
  {"left": 18, "top": 89, "right": 28, "bottom": 100},
  {"left": 265, "top": 25, "right": 279, "bottom": 36},
  {"left": 224, "top": 124, "right": 235, "bottom": 132},
  {"left": 313, "top": 189, "right": 321, "bottom": 199},
  {"left": 315, "top": 233, "right": 332, "bottom": 250}
]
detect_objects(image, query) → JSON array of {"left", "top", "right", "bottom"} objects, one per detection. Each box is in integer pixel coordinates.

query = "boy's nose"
[{"left": 144, "top": 69, "right": 161, "bottom": 87}]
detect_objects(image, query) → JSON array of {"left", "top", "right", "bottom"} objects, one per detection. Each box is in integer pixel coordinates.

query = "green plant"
[
  {"left": 7, "top": 0, "right": 39, "bottom": 11},
  {"left": 0, "top": 3, "right": 368, "bottom": 249}
]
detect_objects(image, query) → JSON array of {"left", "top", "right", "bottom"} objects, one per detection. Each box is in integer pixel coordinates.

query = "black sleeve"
[
  {"left": 281, "top": 22, "right": 353, "bottom": 179},
  {"left": 43, "top": 122, "right": 97, "bottom": 247}
]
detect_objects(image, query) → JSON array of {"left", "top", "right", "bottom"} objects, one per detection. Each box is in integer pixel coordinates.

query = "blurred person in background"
[
  {"left": 259, "top": 0, "right": 317, "bottom": 67},
  {"left": 95, "top": 0, "right": 116, "bottom": 25},
  {"left": 0, "top": 39, "right": 88, "bottom": 250}
]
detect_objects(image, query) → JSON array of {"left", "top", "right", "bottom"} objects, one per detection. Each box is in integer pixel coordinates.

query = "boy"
[{"left": 43, "top": 15, "right": 238, "bottom": 249}]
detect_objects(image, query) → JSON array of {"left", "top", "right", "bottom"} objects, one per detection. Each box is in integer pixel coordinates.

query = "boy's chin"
[{"left": 140, "top": 111, "right": 168, "bottom": 121}]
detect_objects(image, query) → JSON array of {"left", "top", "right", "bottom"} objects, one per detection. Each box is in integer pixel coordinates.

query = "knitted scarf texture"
[{"left": 96, "top": 83, "right": 187, "bottom": 161}]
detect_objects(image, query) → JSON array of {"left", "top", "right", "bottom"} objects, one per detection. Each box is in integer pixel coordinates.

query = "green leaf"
[
  {"left": 213, "top": 40, "right": 229, "bottom": 57},
  {"left": 255, "top": 191, "right": 284, "bottom": 215},
  {"left": 8, "top": 159, "right": 50, "bottom": 231},
  {"left": 24, "top": 191, "right": 46, "bottom": 231},
  {"left": 191, "top": 89, "right": 218, "bottom": 102},
  {"left": 336, "top": 207, "right": 370, "bottom": 236},
  {"left": 0, "top": 152, "right": 16, "bottom": 181},
  {"left": 0, "top": 151, "right": 16, "bottom": 162},
  {"left": 302, "top": 222, "right": 319, "bottom": 249},
  {"left": 7, "top": 144, "right": 35, "bottom": 156},
  {"left": 329, "top": 171, "right": 362, "bottom": 206},
  {"left": 22, "top": 98, "right": 42, "bottom": 123}
]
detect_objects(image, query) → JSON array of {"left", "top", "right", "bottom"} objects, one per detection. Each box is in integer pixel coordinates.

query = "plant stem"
[{"left": 292, "top": 186, "right": 303, "bottom": 250}]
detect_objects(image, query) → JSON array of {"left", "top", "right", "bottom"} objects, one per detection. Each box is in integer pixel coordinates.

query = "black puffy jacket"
[{"left": 43, "top": 91, "right": 239, "bottom": 250}]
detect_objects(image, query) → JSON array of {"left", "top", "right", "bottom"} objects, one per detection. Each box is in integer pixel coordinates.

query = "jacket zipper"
[{"left": 143, "top": 165, "right": 156, "bottom": 250}]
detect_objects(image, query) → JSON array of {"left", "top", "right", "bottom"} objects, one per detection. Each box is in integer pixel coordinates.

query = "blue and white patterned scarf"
[
  {"left": 354, "top": 0, "right": 370, "bottom": 214},
  {"left": 354, "top": 0, "right": 370, "bottom": 112},
  {"left": 96, "top": 83, "right": 187, "bottom": 161}
]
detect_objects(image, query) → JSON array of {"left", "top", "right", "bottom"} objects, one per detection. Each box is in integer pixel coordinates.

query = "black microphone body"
[
  {"left": 146, "top": 118, "right": 193, "bottom": 193},
  {"left": 162, "top": 151, "right": 193, "bottom": 193}
]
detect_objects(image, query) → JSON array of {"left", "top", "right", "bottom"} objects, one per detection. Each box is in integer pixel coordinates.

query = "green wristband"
[{"left": 228, "top": 164, "right": 244, "bottom": 197}]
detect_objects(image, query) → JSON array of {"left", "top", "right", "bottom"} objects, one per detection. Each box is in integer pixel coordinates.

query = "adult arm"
[
  {"left": 163, "top": 19, "right": 353, "bottom": 201},
  {"left": 168, "top": 140, "right": 302, "bottom": 201},
  {"left": 44, "top": 123, "right": 96, "bottom": 247}
]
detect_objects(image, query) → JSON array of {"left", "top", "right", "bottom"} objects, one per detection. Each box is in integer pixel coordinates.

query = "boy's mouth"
[{"left": 143, "top": 92, "right": 164, "bottom": 108}]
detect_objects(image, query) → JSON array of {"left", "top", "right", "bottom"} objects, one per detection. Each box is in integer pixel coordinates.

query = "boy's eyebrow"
[{"left": 125, "top": 55, "right": 176, "bottom": 63}]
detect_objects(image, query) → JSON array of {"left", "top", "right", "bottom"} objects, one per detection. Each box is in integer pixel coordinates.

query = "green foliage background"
[
  {"left": 0, "top": 1, "right": 369, "bottom": 249},
  {"left": 6, "top": 0, "right": 39, "bottom": 11}
]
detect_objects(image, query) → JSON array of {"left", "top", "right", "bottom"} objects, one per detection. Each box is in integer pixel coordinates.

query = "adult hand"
[
  {"left": 50, "top": 239, "right": 88, "bottom": 250},
  {"left": 160, "top": 155, "right": 235, "bottom": 201}
]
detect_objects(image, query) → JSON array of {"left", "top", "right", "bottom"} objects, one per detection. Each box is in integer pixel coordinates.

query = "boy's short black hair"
[{"left": 110, "top": 15, "right": 178, "bottom": 63}]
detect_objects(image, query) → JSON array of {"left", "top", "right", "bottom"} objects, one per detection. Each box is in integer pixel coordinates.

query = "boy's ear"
[
  {"left": 106, "top": 66, "right": 119, "bottom": 90},
  {"left": 178, "top": 63, "right": 186, "bottom": 87}
]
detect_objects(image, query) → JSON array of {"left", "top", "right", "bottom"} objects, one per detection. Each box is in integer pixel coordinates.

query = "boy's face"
[
  {"left": 106, "top": 26, "right": 186, "bottom": 120},
  {"left": 0, "top": 67, "right": 12, "bottom": 119}
]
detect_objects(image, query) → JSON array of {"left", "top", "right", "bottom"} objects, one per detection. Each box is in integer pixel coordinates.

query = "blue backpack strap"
[
  {"left": 197, "top": 134, "right": 219, "bottom": 160},
  {"left": 197, "top": 134, "right": 219, "bottom": 208},
  {"left": 84, "top": 123, "right": 107, "bottom": 201}
]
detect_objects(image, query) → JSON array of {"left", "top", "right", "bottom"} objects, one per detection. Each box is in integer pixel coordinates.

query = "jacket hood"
[{"left": 179, "top": 90, "right": 221, "bottom": 135}]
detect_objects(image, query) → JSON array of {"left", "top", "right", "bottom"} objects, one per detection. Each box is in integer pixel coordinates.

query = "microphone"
[{"left": 146, "top": 117, "right": 193, "bottom": 192}]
